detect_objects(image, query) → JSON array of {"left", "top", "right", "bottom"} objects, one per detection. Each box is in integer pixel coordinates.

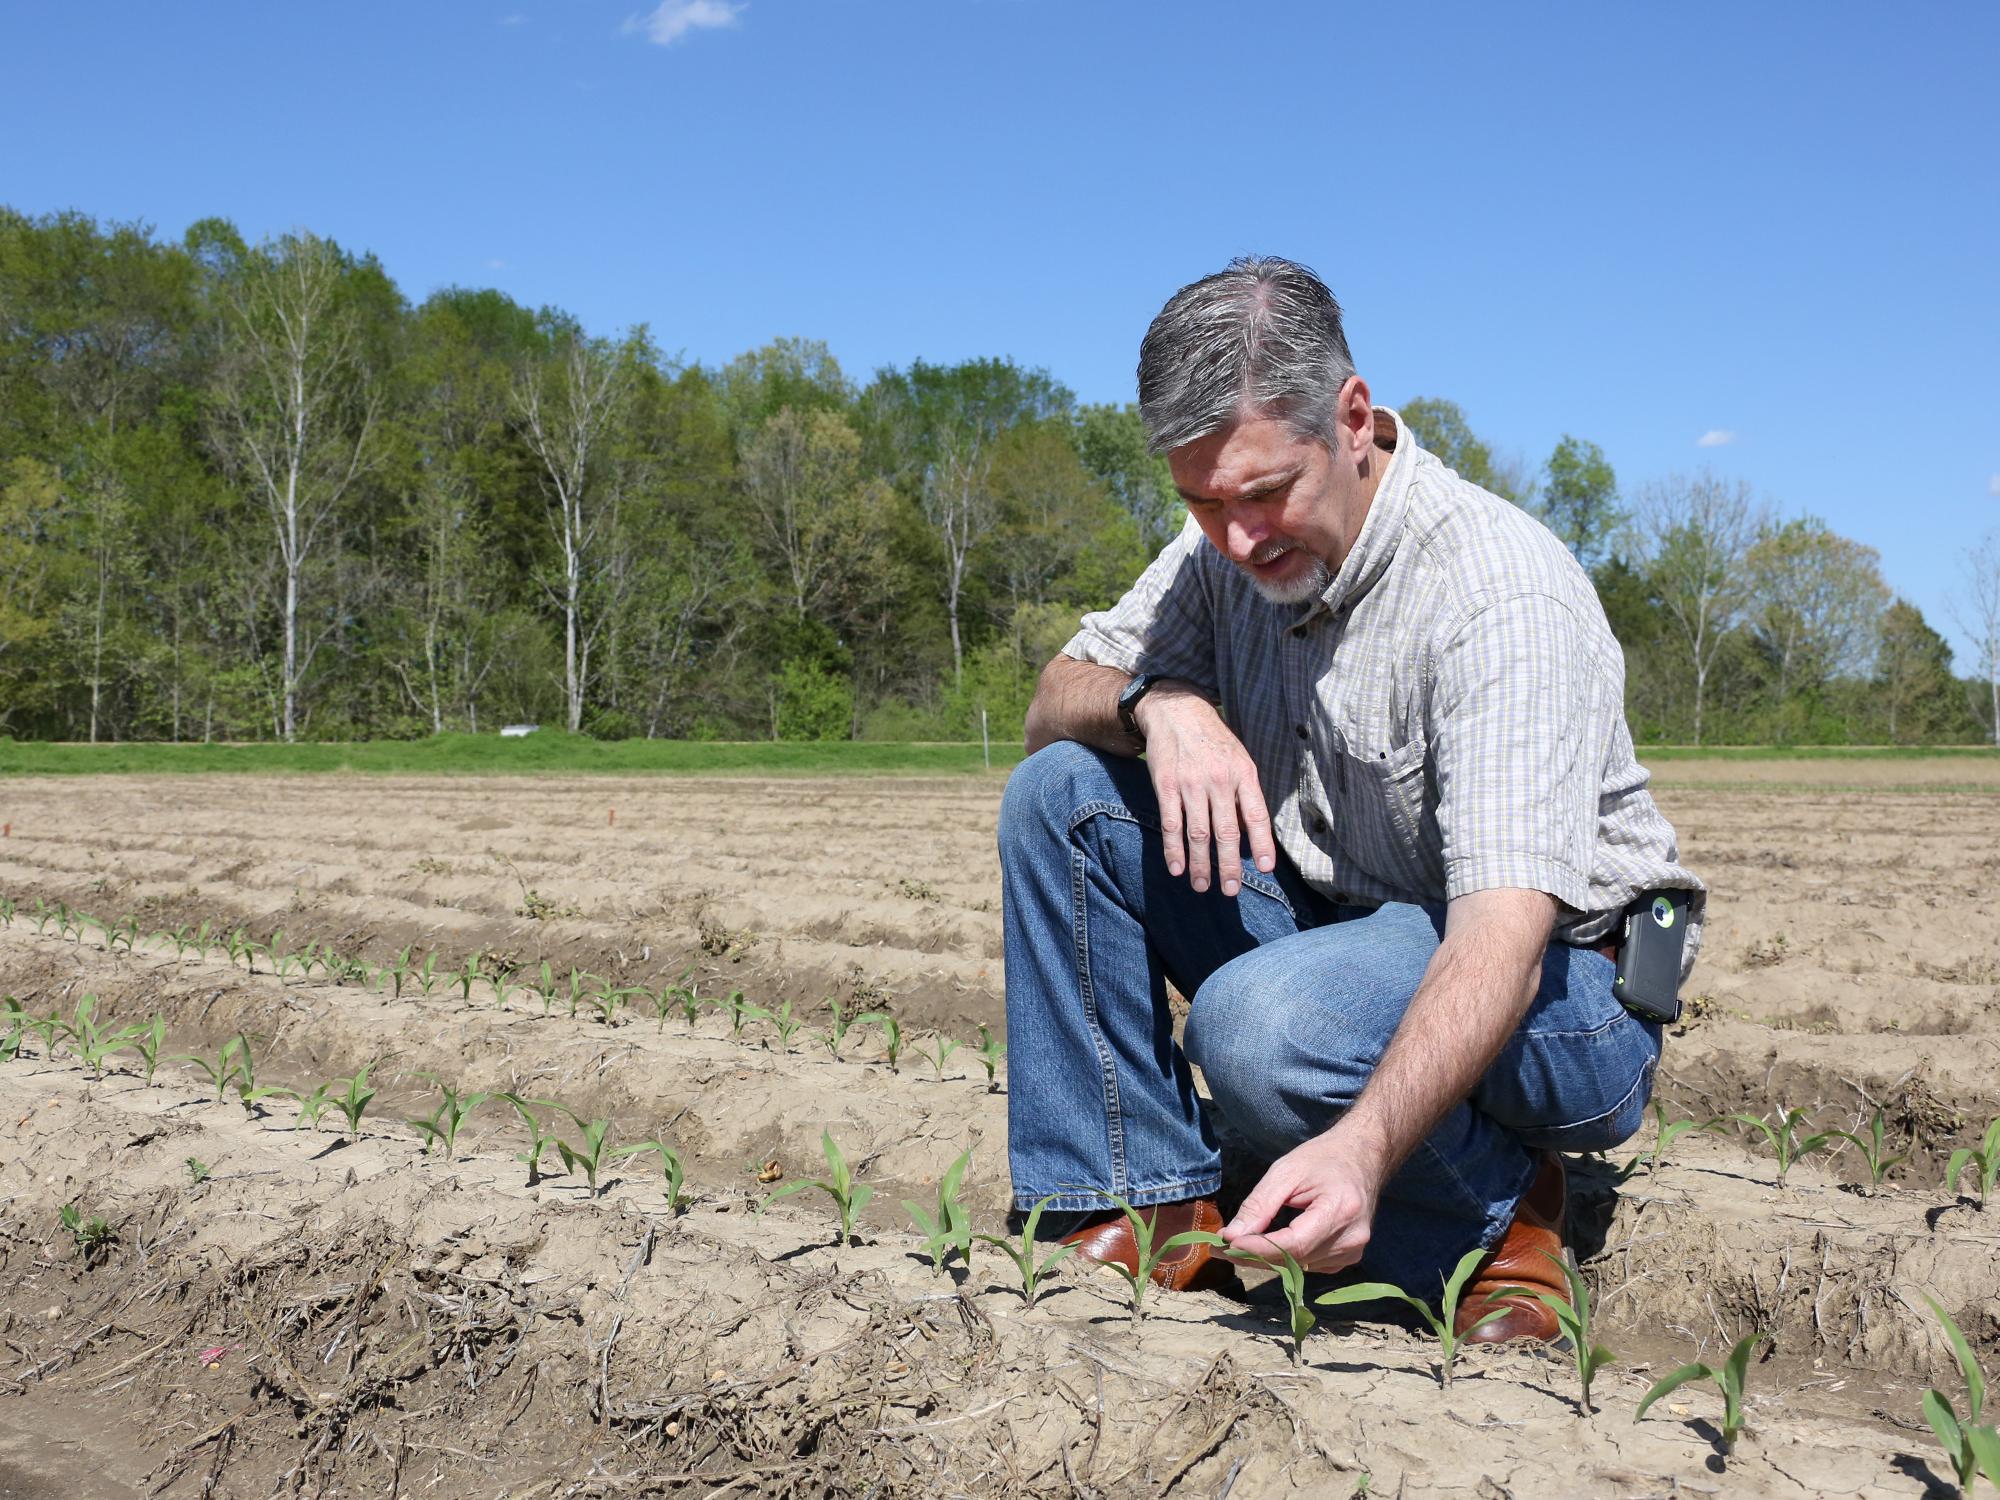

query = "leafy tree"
[
  {"left": 206, "top": 230, "right": 384, "bottom": 741},
  {"left": 1742, "top": 516, "right": 1888, "bottom": 715},
  {"left": 1631, "top": 472, "right": 1763, "bottom": 745},
  {"left": 1074, "top": 402, "right": 1182, "bottom": 550},
  {"left": 1950, "top": 532, "right": 2000, "bottom": 746},
  {"left": 1540, "top": 435, "right": 1622, "bottom": 570},
  {"left": 1872, "top": 600, "right": 1977, "bottom": 742},
  {"left": 1398, "top": 396, "right": 1527, "bottom": 503}
]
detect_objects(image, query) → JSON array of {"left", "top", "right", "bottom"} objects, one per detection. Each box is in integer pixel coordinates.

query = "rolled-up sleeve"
[
  {"left": 1061, "top": 519, "right": 1220, "bottom": 697},
  {"left": 1428, "top": 591, "right": 1606, "bottom": 911}
]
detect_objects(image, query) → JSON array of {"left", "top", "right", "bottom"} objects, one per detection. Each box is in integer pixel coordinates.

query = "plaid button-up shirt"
[{"left": 1062, "top": 410, "right": 1706, "bottom": 974}]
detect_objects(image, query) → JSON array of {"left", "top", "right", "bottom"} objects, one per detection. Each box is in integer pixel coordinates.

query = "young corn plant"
[
  {"left": 612, "top": 1138, "right": 689, "bottom": 1212},
  {"left": 1946, "top": 1116, "right": 2000, "bottom": 1209},
  {"left": 974, "top": 1194, "right": 1080, "bottom": 1307},
  {"left": 1632, "top": 1102, "right": 1712, "bottom": 1180},
  {"left": 117, "top": 1014, "right": 167, "bottom": 1084},
  {"left": 454, "top": 951, "right": 485, "bottom": 1002},
  {"left": 0, "top": 1006, "right": 22, "bottom": 1063},
  {"left": 413, "top": 951, "right": 445, "bottom": 998},
  {"left": 184, "top": 1157, "right": 212, "bottom": 1186},
  {"left": 177, "top": 1034, "right": 253, "bottom": 1103},
  {"left": 585, "top": 975, "right": 644, "bottom": 1025},
  {"left": 328, "top": 1064, "right": 378, "bottom": 1134},
  {"left": 759, "top": 1129, "right": 875, "bottom": 1247},
  {"left": 105, "top": 914, "right": 140, "bottom": 953},
  {"left": 1830, "top": 1110, "right": 1907, "bottom": 1188},
  {"left": 719, "top": 988, "right": 756, "bottom": 1040},
  {"left": 0, "top": 895, "right": 13, "bottom": 927},
  {"left": 973, "top": 1024, "right": 1006, "bottom": 1092},
  {"left": 657, "top": 971, "right": 700, "bottom": 1029},
  {"left": 499, "top": 1094, "right": 563, "bottom": 1185},
  {"left": 1493, "top": 1251, "right": 1616, "bottom": 1416},
  {"left": 762, "top": 998, "right": 808, "bottom": 1054},
  {"left": 1635, "top": 1330, "right": 1769, "bottom": 1455},
  {"left": 1095, "top": 1194, "right": 1226, "bottom": 1324},
  {"left": 1727, "top": 1106, "right": 1833, "bottom": 1187},
  {"left": 489, "top": 968, "right": 523, "bottom": 1010},
  {"left": 914, "top": 1033, "right": 962, "bottom": 1081},
  {"left": 546, "top": 1107, "right": 628, "bottom": 1196},
  {"left": 1223, "top": 1246, "right": 1318, "bottom": 1366},
  {"left": 408, "top": 1079, "right": 493, "bottom": 1161},
  {"left": 379, "top": 945, "right": 416, "bottom": 999},
  {"left": 1315, "top": 1248, "right": 1507, "bottom": 1388},
  {"left": 902, "top": 1149, "right": 975, "bottom": 1271},
  {"left": 28, "top": 898, "right": 56, "bottom": 935},
  {"left": 68, "top": 995, "right": 149, "bottom": 1078},
  {"left": 855, "top": 1011, "right": 903, "bottom": 1072},
  {"left": 292, "top": 1081, "right": 336, "bottom": 1131},
  {"left": 557, "top": 967, "right": 592, "bottom": 1018},
  {"left": 1921, "top": 1294, "right": 2000, "bottom": 1492}
]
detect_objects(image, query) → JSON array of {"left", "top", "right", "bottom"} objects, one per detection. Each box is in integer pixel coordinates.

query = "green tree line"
[{"left": 2, "top": 208, "right": 1993, "bottom": 746}]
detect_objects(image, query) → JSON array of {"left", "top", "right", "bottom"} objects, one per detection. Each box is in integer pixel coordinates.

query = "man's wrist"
[{"left": 1129, "top": 678, "right": 1207, "bottom": 737}]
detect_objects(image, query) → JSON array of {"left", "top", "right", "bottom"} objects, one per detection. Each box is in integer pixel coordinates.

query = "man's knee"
[
  {"left": 998, "top": 741, "right": 1125, "bottom": 856},
  {"left": 1186, "top": 946, "right": 1373, "bottom": 1133}
]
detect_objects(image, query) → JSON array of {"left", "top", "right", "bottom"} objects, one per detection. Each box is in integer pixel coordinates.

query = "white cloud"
[
  {"left": 497, "top": 13, "right": 527, "bottom": 25},
  {"left": 1696, "top": 429, "right": 1737, "bottom": 448},
  {"left": 624, "top": 0, "right": 744, "bottom": 46},
  {"left": 1989, "top": 473, "right": 2000, "bottom": 497},
  {"left": 484, "top": 258, "right": 507, "bottom": 270}
]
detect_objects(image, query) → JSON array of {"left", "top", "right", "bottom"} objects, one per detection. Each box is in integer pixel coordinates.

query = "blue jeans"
[{"left": 999, "top": 742, "right": 1662, "bottom": 1288}]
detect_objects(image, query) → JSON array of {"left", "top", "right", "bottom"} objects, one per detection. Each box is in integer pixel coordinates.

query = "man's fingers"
[
  {"left": 1183, "top": 790, "right": 1212, "bottom": 891},
  {"left": 1210, "top": 786, "right": 1243, "bottom": 896},
  {"left": 1239, "top": 781, "right": 1278, "bottom": 874},
  {"left": 1222, "top": 1161, "right": 1301, "bottom": 1240},
  {"left": 1154, "top": 774, "right": 1187, "bottom": 879}
]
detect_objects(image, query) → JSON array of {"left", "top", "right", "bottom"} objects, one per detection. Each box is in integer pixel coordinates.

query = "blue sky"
[{"left": 4, "top": 1, "right": 1996, "bottom": 664}]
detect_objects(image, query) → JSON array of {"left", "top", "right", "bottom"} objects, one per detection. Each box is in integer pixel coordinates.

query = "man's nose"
[{"left": 1225, "top": 508, "right": 1267, "bottom": 561}]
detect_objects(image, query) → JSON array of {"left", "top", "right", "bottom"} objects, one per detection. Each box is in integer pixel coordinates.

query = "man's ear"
[{"left": 1335, "top": 375, "right": 1374, "bottom": 466}]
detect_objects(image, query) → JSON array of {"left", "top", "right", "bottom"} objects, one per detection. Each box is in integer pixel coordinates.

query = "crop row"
[
  {"left": 8, "top": 1000, "right": 2000, "bottom": 1487},
  {"left": 0, "top": 892, "right": 1007, "bottom": 1083}
]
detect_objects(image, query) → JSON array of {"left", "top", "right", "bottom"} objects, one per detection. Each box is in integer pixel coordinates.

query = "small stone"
[{"left": 45, "top": 1306, "right": 62, "bottom": 1322}]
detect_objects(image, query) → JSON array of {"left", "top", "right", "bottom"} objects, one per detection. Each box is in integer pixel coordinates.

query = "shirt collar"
[{"left": 1297, "top": 406, "right": 1415, "bottom": 623}]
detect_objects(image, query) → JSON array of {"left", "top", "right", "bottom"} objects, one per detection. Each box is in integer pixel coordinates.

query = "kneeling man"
[{"left": 999, "top": 257, "right": 1704, "bottom": 1340}]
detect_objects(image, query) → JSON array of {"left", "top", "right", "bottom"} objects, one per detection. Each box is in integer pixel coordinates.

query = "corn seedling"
[
  {"left": 0, "top": 895, "right": 12, "bottom": 927},
  {"left": 499, "top": 1094, "right": 563, "bottom": 1185},
  {"left": 974, "top": 1194, "right": 1080, "bottom": 1307},
  {"left": 489, "top": 969, "right": 522, "bottom": 1010},
  {"left": 760, "top": 1129, "right": 875, "bottom": 1246},
  {"left": 1727, "top": 1106, "right": 1833, "bottom": 1186},
  {"left": 1077, "top": 1194, "right": 1226, "bottom": 1323},
  {"left": 28, "top": 898, "right": 55, "bottom": 935},
  {"left": 19, "top": 1006, "right": 74, "bottom": 1059},
  {"left": 612, "top": 1138, "right": 689, "bottom": 1212},
  {"left": 105, "top": 914, "right": 139, "bottom": 953},
  {"left": 69, "top": 995, "right": 149, "bottom": 1078},
  {"left": 175, "top": 1034, "right": 251, "bottom": 1103},
  {"left": 59, "top": 1203, "right": 115, "bottom": 1263},
  {"left": 914, "top": 1033, "right": 962, "bottom": 1081},
  {"left": 822, "top": 996, "right": 851, "bottom": 1053},
  {"left": 322, "top": 1064, "right": 377, "bottom": 1134},
  {"left": 1830, "top": 1110, "right": 1907, "bottom": 1187},
  {"left": 455, "top": 951, "right": 484, "bottom": 1001},
  {"left": 292, "top": 1088, "right": 334, "bottom": 1136},
  {"left": 223, "top": 926, "right": 259, "bottom": 970},
  {"left": 117, "top": 1014, "right": 167, "bottom": 1084},
  {"left": 1946, "top": 1116, "right": 2000, "bottom": 1209},
  {"left": 544, "top": 1107, "right": 624, "bottom": 1196},
  {"left": 0, "top": 1008, "right": 21, "bottom": 1063},
  {"left": 1636, "top": 1330, "right": 1768, "bottom": 1454},
  {"left": 185, "top": 1156, "right": 211, "bottom": 1185},
  {"left": 57, "top": 901, "right": 86, "bottom": 941},
  {"left": 902, "top": 1148, "right": 975, "bottom": 1271},
  {"left": 412, "top": 950, "right": 445, "bottom": 998},
  {"left": 586, "top": 975, "right": 643, "bottom": 1025},
  {"left": 1634, "top": 1103, "right": 1713, "bottom": 1179},
  {"left": 759, "top": 998, "right": 808, "bottom": 1053},
  {"left": 719, "top": 988, "right": 755, "bottom": 1039},
  {"left": 973, "top": 1024, "right": 1005, "bottom": 1092},
  {"left": 1316, "top": 1248, "right": 1506, "bottom": 1387},
  {"left": 855, "top": 1011, "right": 903, "bottom": 1072},
  {"left": 408, "top": 1079, "right": 493, "bottom": 1161},
  {"left": 556, "top": 967, "right": 592, "bottom": 1018},
  {"left": 1224, "top": 1246, "right": 1317, "bottom": 1366},
  {"left": 1487, "top": 1251, "right": 1617, "bottom": 1415},
  {"left": 1922, "top": 1295, "right": 2000, "bottom": 1491},
  {"left": 657, "top": 971, "right": 700, "bottom": 1029},
  {"left": 379, "top": 945, "right": 416, "bottom": 998}
]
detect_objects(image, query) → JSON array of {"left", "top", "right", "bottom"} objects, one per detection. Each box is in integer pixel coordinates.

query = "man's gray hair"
[{"left": 1136, "top": 256, "right": 1356, "bottom": 455}]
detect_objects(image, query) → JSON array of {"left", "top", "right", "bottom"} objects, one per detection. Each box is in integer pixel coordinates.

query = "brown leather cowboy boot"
[
  {"left": 1060, "top": 1197, "right": 1224, "bottom": 1291},
  {"left": 1452, "top": 1153, "right": 1568, "bottom": 1343}
]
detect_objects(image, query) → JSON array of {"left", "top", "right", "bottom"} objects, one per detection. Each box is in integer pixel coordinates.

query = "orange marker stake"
[{"left": 608, "top": 807, "right": 616, "bottom": 827}]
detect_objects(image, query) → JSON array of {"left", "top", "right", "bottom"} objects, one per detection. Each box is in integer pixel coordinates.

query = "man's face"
[{"left": 1168, "top": 414, "right": 1346, "bottom": 605}]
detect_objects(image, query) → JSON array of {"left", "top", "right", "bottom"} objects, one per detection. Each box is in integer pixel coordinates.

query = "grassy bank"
[
  {"left": 0, "top": 734, "right": 1025, "bottom": 777},
  {"left": 1, "top": 735, "right": 1992, "bottom": 779}
]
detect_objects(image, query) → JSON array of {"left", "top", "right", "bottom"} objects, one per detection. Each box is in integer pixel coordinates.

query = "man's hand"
[
  {"left": 1219, "top": 1122, "right": 1388, "bottom": 1273},
  {"left": 1133, "top": 684, "right": 1276, "bottom": 897}
]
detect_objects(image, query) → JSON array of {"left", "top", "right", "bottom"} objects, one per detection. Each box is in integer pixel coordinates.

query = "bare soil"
[{"left": 0, "top": 769, "right": 1995, "bottom": 1497}]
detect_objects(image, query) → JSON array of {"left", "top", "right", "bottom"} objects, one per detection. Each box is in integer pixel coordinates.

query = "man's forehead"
[{"left": 1168, "top": 417, "right": 1313, "bottom": 500}]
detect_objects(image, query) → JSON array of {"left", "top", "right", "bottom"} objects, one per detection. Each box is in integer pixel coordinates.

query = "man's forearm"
[
  {"left": 1023, "top": 654, "right": 1142, "bottom": 756},
  {"left": 1335, "top": 890, "right": 1556, "bottom": 1179}
]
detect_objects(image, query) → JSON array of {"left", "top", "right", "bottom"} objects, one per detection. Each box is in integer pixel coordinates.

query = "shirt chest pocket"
[{"left": 1324, "top": 734, "right": 1437, "bottom": 885}]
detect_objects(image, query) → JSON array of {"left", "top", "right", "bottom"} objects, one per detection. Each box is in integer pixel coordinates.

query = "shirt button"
[
  {"left": 1295, "top": 724, "right": 1308, "bottom": 739},
  {"left": 1312, "top": 815, "right": 1328, "bottom": 833}
]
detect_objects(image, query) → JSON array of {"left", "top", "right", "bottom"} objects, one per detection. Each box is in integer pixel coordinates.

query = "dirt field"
[{"left": 0, "top": 767, "right": 1996, "bottom": 1498}]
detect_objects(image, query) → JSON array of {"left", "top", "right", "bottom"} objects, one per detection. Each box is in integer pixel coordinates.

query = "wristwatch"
[{"left": 1117, "top": 673, "right": 1164, "bottom": 737}]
